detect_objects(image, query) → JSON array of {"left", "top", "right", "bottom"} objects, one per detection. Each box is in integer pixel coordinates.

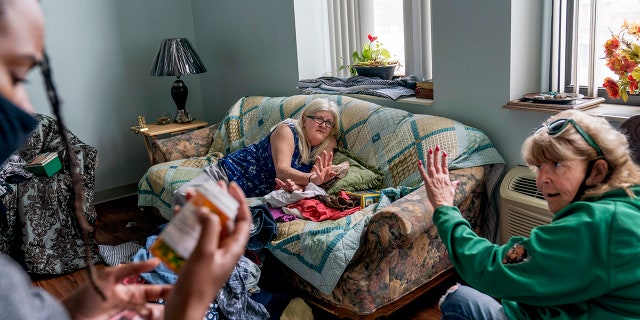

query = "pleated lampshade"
[{"left": 150, "top": 38, "right": 206, "bottom": 123}]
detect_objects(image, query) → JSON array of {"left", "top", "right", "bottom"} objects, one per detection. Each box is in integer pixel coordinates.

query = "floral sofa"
[
  {"left": 0, "top": 114, "right": 100, "bottom": 275},
  {"left": 137, "top": 94, "right": 505, "bottom": 319}
]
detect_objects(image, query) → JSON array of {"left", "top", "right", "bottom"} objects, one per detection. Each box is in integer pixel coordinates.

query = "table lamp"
[{"left": 150, "top": 38, "right": 207, "bottom": 123}]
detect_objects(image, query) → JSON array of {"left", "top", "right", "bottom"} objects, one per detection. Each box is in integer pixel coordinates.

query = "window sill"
[
  {"left": 503, "top": 97, "right": 638, "bottom": 122},
  {"left": 583, "top": 104, "right": 639, "bottom": 122},
  {"left": 346, "top": 94, "right": 434, "bottom": 106}
]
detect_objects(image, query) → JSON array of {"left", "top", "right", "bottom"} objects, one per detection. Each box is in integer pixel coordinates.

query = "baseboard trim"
[{"left": 94, "top": 183, "right": 138, "bottom": 204}]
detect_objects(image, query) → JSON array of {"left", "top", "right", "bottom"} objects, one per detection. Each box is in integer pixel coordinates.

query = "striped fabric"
[{"left": 98, "top": 242, "right": 143, "bottom": 266}]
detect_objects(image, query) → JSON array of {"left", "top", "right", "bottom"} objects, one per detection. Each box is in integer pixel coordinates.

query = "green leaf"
[
  {"left": 362, "top": 46, "right": 372, "bottom": 60},
  {"left": 632, "top": 43, "right": 640, "bottom": 59},
  {"left": 346, "top": 36, "right": 398, "bottom": 68},
  {"left": 379, "top": 48, "right": 391, "bottom": 59},
  {"left": 351, "top": 51, "right": 361, "bottom": 63}
]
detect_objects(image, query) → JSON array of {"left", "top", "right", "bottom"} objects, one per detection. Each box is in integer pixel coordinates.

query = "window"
[
  {"left": 294, "top": 0, "right": 431, "bottom": 80},
  {"left": 372, "top": 0, "right": 405, "bottom": 75},
  {"left": 552, "top": 0, "right": 640, "bottom": 106}
]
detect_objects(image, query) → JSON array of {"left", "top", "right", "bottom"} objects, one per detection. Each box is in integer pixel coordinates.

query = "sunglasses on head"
[{"left": 536, "top": 118, "right": 603, "bottom": 157}]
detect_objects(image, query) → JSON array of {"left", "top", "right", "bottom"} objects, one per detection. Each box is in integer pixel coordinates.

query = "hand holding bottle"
[{"left": 164, "top": 181, "right": 251, "bottom": 320}]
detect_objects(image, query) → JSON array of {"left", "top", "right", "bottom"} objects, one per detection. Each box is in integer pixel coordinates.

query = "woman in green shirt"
[{"left": 419, "top": 110, "right": 640, "bottom": 319}]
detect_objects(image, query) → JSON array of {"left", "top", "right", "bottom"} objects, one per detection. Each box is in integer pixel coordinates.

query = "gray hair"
[
  {"left": 522, "top": 110, "right": 640, "bottom": 198},
  {"left": 293, "top": 98, "right": 339, "bottom": 164}
]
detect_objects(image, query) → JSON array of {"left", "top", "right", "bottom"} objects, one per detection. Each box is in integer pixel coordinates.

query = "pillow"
[
  {"left": 319, "top": 161, "right": 349, "bottom": 189},
  {"left": 152, "top": 124, "right": 219, "bottom": 162},
  {"left": 325, "top": 147, "right": 384, "bottom": 195}
]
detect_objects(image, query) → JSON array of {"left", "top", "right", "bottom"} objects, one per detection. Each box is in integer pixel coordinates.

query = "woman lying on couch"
[{"left": 173, "top": 98, "right": 340, "bottom": 205}]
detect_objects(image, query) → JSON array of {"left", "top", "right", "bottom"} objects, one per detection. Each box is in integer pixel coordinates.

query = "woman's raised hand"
[
  {"left": 311, "top": 150, "right": 335, "bottom": 185},
  {"left": 418, "top": 145, "right": 459, "bottom": 209}
]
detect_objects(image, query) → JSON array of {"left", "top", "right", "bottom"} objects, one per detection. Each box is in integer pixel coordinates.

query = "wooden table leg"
[{"left": 143, "top": 136, "right": 156, "bottom": 165}]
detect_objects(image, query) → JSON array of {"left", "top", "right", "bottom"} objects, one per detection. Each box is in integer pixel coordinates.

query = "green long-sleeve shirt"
[{"left": 434, "top": 186, "right": 640, "bottom": 319}]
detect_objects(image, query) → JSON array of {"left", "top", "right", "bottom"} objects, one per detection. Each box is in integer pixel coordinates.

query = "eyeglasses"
[
  {"left": 537, "top": 118, "right": 603, "bottom": 157},
  {"left": 306, "top": 115, "right": 335, "bottom": 128}
]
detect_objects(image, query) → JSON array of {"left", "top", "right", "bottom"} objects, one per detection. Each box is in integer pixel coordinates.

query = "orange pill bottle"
[{"left": 150, "top": 183, "right": 238, "bottom": 273}]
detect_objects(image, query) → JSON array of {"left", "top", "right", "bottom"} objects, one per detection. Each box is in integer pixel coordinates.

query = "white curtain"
[
  {"left": 326, "top": 0, "right": 432, "bottom": 79},
  {"left": 328, "top": 0, "right": 366, "bottom": 78},
  {"left": 403, "top": 0, "right": 432, "bottom": 79}
]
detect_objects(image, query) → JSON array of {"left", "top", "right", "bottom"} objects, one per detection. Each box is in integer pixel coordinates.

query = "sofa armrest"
[
  {"left": 353, "top": 166, "right": 486, "bottom": 261},
  {"left": 17, "top": 114, "right": 98, "bottom": 178},
  {"left": 71, "top": 142, "right": 98, "bottom": 188},
  {"left": 152, "top": 123, "right": 219, "bottom": 163}
]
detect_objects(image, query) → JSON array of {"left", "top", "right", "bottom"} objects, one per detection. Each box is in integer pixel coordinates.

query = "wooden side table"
[{"left": 130, "top": 120, "right": 208, "bottom": 165}]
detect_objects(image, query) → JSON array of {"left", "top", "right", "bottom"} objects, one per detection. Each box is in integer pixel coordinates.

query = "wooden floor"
[{"left": 32, "top": 195, "right": 450, "bottom": 319}]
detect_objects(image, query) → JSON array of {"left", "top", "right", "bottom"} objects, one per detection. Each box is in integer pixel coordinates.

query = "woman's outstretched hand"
[
  {"left": 418, "top": 145, "right": 459, "bottom": 209},
  {"left": 275, "top": 178, "right": 303, "bottom": 193},
  {"left": 310, "top": 150, "right": 335, "bottom": 185}
]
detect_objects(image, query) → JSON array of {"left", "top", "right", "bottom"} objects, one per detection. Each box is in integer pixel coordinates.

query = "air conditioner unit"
[{"left": 499, "top": 166, "right": 553, "bottom": 244}]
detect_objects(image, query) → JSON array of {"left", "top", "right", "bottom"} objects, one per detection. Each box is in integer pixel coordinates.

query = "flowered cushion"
[{"left": 152, "top": 124, "right": 219, "bottom": 163}]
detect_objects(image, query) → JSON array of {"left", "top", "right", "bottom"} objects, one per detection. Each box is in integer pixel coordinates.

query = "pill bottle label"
[{"left": 150, "top": 183, "right": 238, "bottom": 273}]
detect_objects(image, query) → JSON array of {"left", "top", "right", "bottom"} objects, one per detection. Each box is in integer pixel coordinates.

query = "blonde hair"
[
  {"left": 522, "top": 110, "right": 640, "bottom": 198},
  {"left": 293, "top": 98, "right": 340, "bottom": 164}
]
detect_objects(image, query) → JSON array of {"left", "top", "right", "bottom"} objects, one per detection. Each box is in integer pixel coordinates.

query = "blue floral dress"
[{"left": 219, "top": 119, "right": 314, "bottom": 197}]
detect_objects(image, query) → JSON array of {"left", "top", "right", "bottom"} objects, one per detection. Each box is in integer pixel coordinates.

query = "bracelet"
[{"left": 308, "top": 174, "right": 314, "bottom": 184}]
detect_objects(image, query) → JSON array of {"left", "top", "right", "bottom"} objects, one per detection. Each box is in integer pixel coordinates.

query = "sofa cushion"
[
  {"left": 325, "top": 147, "right": 383, "bottom": 195},
  {"left": 153, "top": 123, "right": 218, "bottom": 163}
]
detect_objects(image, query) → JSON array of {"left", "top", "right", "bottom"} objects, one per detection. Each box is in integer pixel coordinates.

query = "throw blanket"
[
  {"left": 298, "top": 76, "right": 415, "bottom": 100},
  {"left": 374, "top": 186, "right": 418, "bottom": 212},
  {"left": 267, "top": 200, "right": 374, "bottom": 294}
]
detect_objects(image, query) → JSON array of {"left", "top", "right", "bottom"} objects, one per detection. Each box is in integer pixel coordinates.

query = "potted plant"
[
  {"left": 602, "top": 20, "right": 640, "bottom": 102},
  {"left": 340, "top": 34, "right": 399, "bottom": 80}
]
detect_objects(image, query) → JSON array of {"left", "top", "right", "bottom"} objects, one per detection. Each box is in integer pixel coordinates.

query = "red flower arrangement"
[{"left": 603, "top": 20, "right": 640, "bottom": 102}]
